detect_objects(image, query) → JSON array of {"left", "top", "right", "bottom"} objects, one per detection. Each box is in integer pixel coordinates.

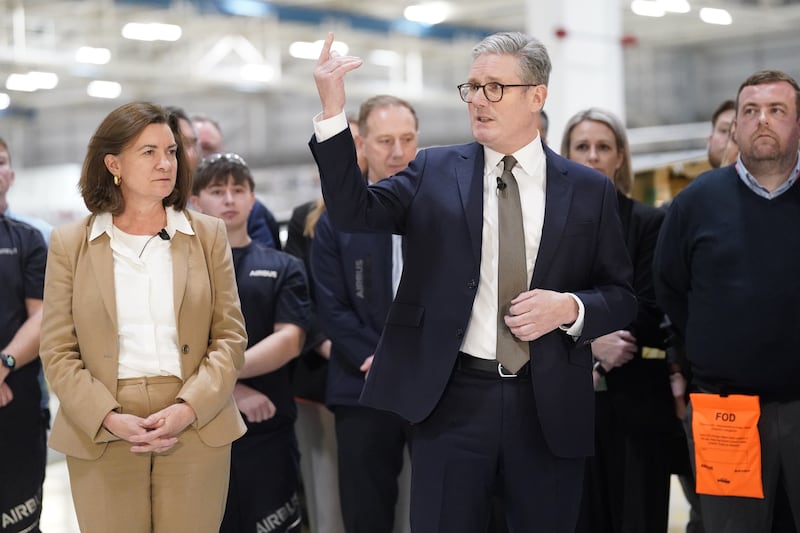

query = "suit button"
[
  {"left": 181, "top": 344, "right": 189, "bottom": 354},
  {"left": 456, "top": 328, "right": 464, "bottom": 339},
  {"left": 467, "top": 278, "right": 477, "bottom": 289}
]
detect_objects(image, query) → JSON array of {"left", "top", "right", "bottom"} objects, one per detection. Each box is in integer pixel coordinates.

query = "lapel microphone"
[
  {"left": 138, "top": 229, "right": 170, "bottom": 258},
  {"left": 496, "top": 176, "right": 507, "bottom": 192}
]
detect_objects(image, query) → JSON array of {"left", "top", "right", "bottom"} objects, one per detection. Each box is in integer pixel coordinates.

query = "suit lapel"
[
  {"left": 455, "top": 143, "right": 485, "bottom": 266},
  {"left": 171, "top": 231, "right": 190, "bottom": 325},
  {"left": 531, "top": 149, "right": 574, "bottom": 287},
  {"left": 86, "top": 225, "right": 118, "bottom": 330}
]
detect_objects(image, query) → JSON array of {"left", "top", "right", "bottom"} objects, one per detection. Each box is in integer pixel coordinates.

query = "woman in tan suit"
[{"left": 40, "top": 102, "right": 247, "bottom": 533}]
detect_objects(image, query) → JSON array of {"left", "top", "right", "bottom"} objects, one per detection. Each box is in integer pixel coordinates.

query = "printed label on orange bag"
[{"left": 690, "top": 392, "right": 764, "bottom": 499}]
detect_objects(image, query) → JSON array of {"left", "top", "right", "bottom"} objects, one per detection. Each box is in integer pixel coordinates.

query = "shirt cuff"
[
  {"left": 313, "top": 111, "right": 349, "bottom": 142},
  {"left": 559, "top": 293, "right": 585, "bottom": 338}
]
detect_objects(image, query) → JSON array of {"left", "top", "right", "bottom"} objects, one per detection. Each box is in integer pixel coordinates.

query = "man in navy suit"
[
  {"left": 311, "top": 95, "right": 418, "bottom": 533},
  {"left": 309, "top": 31, "right": 637, "bottom": 533}
]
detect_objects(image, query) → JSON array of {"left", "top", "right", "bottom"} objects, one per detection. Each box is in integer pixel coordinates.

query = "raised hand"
[{"left": 313, "top": 32, "right": 363, "bottom": 119}]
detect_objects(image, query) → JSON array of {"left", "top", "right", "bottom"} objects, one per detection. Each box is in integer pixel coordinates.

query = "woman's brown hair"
[{"left": 80, "top": 101, "right": 192, "bottom": 214}]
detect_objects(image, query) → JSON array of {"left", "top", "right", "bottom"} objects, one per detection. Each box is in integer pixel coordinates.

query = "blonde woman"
[{"left": 562, "top": 108, "right": 673, "bottom": 533}]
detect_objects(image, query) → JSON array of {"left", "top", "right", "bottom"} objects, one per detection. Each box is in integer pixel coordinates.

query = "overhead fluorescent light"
[
  {"left": 699, "top": 7, "right": 732, "bottom": 25},
  {"left": 631, "top": 0, "right": 665, "bottom": 17},
  {"left": 6, "top": 71, "right": 58, "bottom": 92},
  {"left": 289, "top": 40, "right": 348, "bottom": 60},
  {"left": 404, "top": 2, "right": 450, "bottom": 25},
  {"left": 369, "top": 49, "right": 400, "bottom": 67},
  {"left": 28, "top": 71, "right": 58, "bottom": 89},
  {"left": 0, "top": 93, "right": 9, "bottom": 110},
  {"left": 76, "top": 46, "right": 111, "bottom": 65},
  {"left": 659, "top": 0, "right": 690, "bottom": 14},
  {"left": 288, "top": 41, "right": 317, "bottom": 60},
  {"left": 6, "top": 74, "right": 35, "bottom": 92},
  {"left": 240, "top": 64, "right": 274, "bottom": 82},
  {"left": 122, "top": 22, "right": 182, "bottom": 42},
  {"left": 87, "top": 80, "right": 122, "bottom": 99}
]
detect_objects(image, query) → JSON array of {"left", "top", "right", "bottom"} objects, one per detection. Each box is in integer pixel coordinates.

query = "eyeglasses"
[
  {"left": 196, "top": 152, "right": 248, "bottom": 172},
  {"left": 457, "top": 82, "right": 540, "bottom": 103}
]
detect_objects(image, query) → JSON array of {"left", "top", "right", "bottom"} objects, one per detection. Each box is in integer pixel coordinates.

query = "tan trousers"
[{"left": 66, "top": 376, "right": 231, "bottom": 533}]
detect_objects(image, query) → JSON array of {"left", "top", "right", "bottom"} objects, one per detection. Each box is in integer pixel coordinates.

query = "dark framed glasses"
[{"left": 457, "top": 82, "right": 540, "bottom": 103}]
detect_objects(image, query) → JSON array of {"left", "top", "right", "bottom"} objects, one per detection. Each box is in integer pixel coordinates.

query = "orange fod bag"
[{"left": 690, "top": 393, "right": 764, "bottom": 499}]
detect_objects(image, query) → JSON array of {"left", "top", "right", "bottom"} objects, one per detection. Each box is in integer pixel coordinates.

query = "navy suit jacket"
[
  {"left": 311, "top": 211, "right": 394, "bottom": 407},
  {"left": 309, "top": 129, "right": 636, "bottom": 457}
]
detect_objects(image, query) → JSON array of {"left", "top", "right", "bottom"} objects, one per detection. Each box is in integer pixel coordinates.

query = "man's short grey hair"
[{"left": 472, "top": 32, "right": 551, "bottom": 86}]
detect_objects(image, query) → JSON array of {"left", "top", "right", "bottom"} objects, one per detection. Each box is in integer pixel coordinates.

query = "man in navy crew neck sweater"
[{"left": 655, "top": 70, "right": 800, "bottom": 532}]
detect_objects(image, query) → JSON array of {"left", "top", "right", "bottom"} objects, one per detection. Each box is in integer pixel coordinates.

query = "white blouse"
[{"left": 89, "top": 208, "right": 194, "bottom": 379}]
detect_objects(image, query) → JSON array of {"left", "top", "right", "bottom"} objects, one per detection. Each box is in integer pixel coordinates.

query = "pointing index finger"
[{"left": 318, "top": 32, "right": 334, "bottom": 64}]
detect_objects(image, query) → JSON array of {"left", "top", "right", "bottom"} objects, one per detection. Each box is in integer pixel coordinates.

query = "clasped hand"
[
  {"left": 103, "top": 402, "right": 197, "bottom": 454},
  {"left": 233, "top": 382, "right": 276, "bottom": 424},
  {"left": 0, "top": 382, "right": 13, "bottom": 407},
  {"left": 0, "top": 367, "right": 13, "bottom": 408},
  {"left": 590, "top": 330, "right": 637, "bottom": 370},
  {"left": 503, "top": 289, "right": 579, "bottom": 342}
]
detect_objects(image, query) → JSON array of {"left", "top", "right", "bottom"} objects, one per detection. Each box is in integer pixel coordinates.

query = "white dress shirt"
[
  {"left": 391, "top": 234, "right": 403, "bottom": 298},
  {"left": 89, "top": 207, "right": 194, "bottom": 379}
]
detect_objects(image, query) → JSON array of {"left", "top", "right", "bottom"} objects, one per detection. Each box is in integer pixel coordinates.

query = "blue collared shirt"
[{"left": 734, "top": 151, "right": 800, "bottom": 199}]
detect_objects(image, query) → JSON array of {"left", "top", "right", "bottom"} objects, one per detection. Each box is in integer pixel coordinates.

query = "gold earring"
[{"left": 113, "top": 175, "right": 121, "bottom": 186}]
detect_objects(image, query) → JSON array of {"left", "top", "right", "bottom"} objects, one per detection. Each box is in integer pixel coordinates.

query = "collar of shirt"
[
  {"left": 482, "top": 135, "right": 545, "bottom": 178},
  {"left": 734, "top": 151, "right": 800, "bottom": 199},
  {"left": 89, "top": 207, "right": 195, "bottom": 241},
  {"left": 460, "top": 136, "right": 547, "bottom": 360}
]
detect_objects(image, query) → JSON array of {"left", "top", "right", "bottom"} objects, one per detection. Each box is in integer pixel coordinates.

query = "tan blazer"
[{"left": 40, "top": 210, "right": 247, "bottom": 460}]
